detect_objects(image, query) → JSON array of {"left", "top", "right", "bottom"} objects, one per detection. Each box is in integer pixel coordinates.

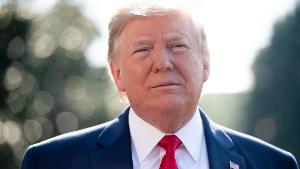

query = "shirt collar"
[
  {"left": 129, "top": 108, "right": 165, "bottom": 163},
  {"left": 129, "top": 107, "right": 204, "bottom": 163},
  {"left": 175, "top": 109, "right": 203, "bottom": 162}
]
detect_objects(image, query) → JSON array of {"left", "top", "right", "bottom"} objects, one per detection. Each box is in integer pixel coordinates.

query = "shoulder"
[
  {"left": 31, "top": 120, "right": 113, "bottom": 149},
  {"left": 20, "top": 120, "right": 115, "bottom": 169},
  {"left": 220, "top": 125, "right": 298, "bottom": 168}
]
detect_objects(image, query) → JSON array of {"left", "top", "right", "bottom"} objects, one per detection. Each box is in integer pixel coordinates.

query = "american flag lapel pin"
[{"left": 230, "top": 161, "right": 239, "bottom": 169}]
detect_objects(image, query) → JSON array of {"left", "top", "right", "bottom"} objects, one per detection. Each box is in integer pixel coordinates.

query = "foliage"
[
  {"left": 246, "top": 3, "right": 300, "bottom": 162},
  {"left": 0, "top": 1, "right": 120, "bottom": 168}
]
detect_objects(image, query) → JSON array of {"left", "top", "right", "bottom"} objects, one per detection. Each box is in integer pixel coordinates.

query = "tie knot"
[{"left": 158, "top": 135, "right": 182, "bottom": 155}]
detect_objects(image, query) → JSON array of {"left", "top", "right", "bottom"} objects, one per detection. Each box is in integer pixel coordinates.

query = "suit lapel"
[
  {"left": 200, "top": 110, "right": 246, "bottom": 169},
  {"left": 90, "top": 108, "right": 133, "bottom": 169},
  {"left": 89, "top": 107, "right": 246, "bottom": 169}
]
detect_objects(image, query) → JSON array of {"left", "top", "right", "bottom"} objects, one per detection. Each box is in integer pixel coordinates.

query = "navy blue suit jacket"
[{"left": 21, "top": 107, "right": 298, "bottom": 169}]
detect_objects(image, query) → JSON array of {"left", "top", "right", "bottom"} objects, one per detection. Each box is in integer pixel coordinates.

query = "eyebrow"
[
  {"left": 164, "top": 32, "right": 190, "bottom": 44},
  {"left": 131, "top": 33, "right": 190, "bottom": 48},
  {"left": 132, "top": 37, "right": 155, "bottom": 47}
]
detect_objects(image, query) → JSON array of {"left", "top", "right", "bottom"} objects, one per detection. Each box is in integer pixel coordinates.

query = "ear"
[
  {"left": 202, "top": 53, "right": 210, "bottom": 82},
  {"left": 109, "top": 61, "right": 125, "bottom": 92}
]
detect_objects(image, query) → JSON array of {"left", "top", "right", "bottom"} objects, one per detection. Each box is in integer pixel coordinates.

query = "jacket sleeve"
[{"left": 20, "top": 145, "right": 36, "bottom": 169}]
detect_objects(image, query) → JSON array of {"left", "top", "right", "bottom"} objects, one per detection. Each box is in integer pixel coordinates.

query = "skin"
[{"left": 110, "top": 14, "right": 210, "bottom": 133}]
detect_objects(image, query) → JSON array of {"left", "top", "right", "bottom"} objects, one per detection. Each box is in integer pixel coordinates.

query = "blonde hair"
[{"left": 107, "top": 1, "right": 209, "bottom": 63}]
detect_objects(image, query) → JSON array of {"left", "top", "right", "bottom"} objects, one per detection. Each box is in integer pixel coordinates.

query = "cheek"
[
  {"left": 180, "top": 57, "right": 204, "bottom": 90},
  {"left": 183, "top": 56, "right": 203, "bottom": 78},
  {"left": 190, "top": 66, "right": 204, "bottom": 86},
  {"left": 121, "top": 62, "right": 148, "bottom": 89}
]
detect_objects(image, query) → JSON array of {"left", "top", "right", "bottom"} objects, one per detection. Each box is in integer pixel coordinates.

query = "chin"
[{"left": 152, "top": 96, "right": 187, "bottom": 112}]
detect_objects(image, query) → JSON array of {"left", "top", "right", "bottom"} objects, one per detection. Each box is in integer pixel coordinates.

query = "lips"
[{"left": 151, "top": 81, "right": 180, "bottom": 88}]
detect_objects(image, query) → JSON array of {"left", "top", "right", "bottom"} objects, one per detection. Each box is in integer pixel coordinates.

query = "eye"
[
  {"left": 134, "top": 48, "right": 150, "bottom": 54},
  {"left": 169, "top": 43, "right": 188, "bottom": 54},
  {"left": 132, "top": 47, "right": 151, "bottom": 58},
  {"left": 173, "top": 44, "right": 186, "bottom": 48}
]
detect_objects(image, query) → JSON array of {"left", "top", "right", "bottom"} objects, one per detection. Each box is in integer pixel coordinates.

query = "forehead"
[{"left": 119, "top": 15, "right": 194, "bottom": 43}]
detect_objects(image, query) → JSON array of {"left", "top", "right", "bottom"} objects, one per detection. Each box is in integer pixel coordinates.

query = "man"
[{"left": 21, "top": 2, "right": 298, "bottom": 169}]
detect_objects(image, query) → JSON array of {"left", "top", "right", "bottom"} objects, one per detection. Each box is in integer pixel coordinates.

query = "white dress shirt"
[{"left": 129, "top": 108, "right": 210, "bottom": 169}]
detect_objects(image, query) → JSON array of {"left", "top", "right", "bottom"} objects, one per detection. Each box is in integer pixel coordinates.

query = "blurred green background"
[{"left": 0, "top": 0, "right": 300, "bottom": 168}]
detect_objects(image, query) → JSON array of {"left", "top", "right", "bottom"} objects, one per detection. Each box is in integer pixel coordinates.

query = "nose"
[{"left": 151, "top": 46, "right": 174, "bottom": 73}]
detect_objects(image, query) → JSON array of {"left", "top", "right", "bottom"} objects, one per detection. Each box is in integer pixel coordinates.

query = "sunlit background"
[{"left": 0, "top": 0, "right": 300, "bottom": 168}]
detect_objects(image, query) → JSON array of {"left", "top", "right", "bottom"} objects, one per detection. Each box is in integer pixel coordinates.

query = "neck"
[
  {"left": 153, "top": 116, "right": 191, "bottom": 133},
  {"left": 132, "top": 106, "right": 196, "bottom": 133}
]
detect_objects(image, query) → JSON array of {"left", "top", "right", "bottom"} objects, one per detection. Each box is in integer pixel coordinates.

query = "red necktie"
[{"left": 158, "top": 135, "right": 182, "bottom": 169}]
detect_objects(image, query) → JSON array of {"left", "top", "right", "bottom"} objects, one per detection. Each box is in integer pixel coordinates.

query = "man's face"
[{"left": 110, "top": 15, "right": 209, "bottom": 120}]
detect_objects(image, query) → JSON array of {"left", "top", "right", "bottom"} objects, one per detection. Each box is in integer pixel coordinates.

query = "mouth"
[{"left": 151, "top": 82, "right": 180, "bottom": 89}]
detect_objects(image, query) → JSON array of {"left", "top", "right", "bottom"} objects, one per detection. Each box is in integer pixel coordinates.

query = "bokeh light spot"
[
  {"left": 20, "top": 73, "right": 39, "bottom": 97},
  {"left": 255, "top": 117, "right": 277, "bottom": 142},
  {"left": 64, "top": 75, "right": 87, "bottom": 100},
  {"left": 7, "top": 36, "right": 25, "bottom": 59},
  {"left": 6, "top": 92, "right": 26, "bottom": 114},
  {"left": 59, "top": 26, "right": 83, "bottom": 51},
  {"left": 23, "top": 119, "right": 42, "bottom": 143},
  {"left": 31, "top": 33, "right": 56, "bottom": 58},
  {"left": 32, "top": 91, "right": 54, "bottom": 115},
  {"left": 56, "top": 112, "right": 78, "bottom": 134},
  {"left": 0, "top": 121, "right": 9, "bottom": 144},
  {"left": 71, "top": 95, "right": 95, "bottom": 120},
  {"left": 36, "top": 117, "right": 53, "bottom": 139},
  {"left": 5, "top": 121, "right": 22, "bottom": 146},
  {"left": 4, "top": 65, "right": 23, "bottom": 91}
]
